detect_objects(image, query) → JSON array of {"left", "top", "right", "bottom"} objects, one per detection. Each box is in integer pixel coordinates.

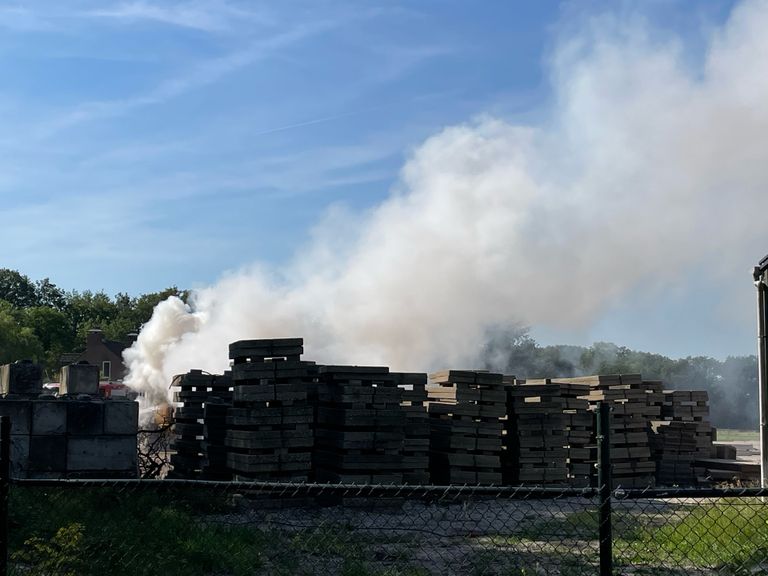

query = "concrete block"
[
  {"left": 0, "top": 400, "right": 32, "bottom": 435},
  {"left": 104, "top": 400, "right": 138, "bottom": 435},
  {"left": 67, "top": 400, "right": 104, "bottom": 435},
  {"left": 32, "top": 400, "right": 67, "bottom": 435},
  {"left": 60, "top": 363, "right": 100, "bottom": 396},
  {"left": 67, "top": 435, "right": 137, "bottom": 472},
  {"left": 0, "top": 362, "right": 43, "bottom": 396},
  {"left": 29, "top": 436, "right": 66, "bottom": 471},
  {"left": 10, "top": 435, "right": 29, "bottom": 479}
]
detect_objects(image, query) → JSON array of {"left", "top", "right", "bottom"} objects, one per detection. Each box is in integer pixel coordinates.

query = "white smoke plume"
[{"left": 125, "top": 0, "right": 768, "bottom": 408}]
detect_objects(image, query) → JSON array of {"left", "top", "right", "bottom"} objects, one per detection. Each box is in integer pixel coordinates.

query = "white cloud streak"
[
  {"left": 33, "top": 19, "right": 335, "bottom": 138},
  {"left": 86, "top": 1, "right": 268, "bottom": 32}
]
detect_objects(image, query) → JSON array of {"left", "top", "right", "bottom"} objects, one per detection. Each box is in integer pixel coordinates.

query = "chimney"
[
  {"left": 126, "top": 332, "right": 139, "bottom": 346},
  {"left": 86, "top": 329, "right": 103, "bottom": 350}
]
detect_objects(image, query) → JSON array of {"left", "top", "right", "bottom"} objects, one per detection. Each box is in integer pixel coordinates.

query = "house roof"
[
  {"left": 60, "top": 352, "right": 82, "bottom": 364},
  {"left": 103, "top": 339, "right": 126, "bottom": 357}
]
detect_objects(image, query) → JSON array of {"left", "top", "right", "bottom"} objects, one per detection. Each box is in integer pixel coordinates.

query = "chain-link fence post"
[
  {"left": 597, "top": 401, "right": 613, "bottom": 576},
  {"left": 0, "top": 416, "right": 10, "bottom": 576}
]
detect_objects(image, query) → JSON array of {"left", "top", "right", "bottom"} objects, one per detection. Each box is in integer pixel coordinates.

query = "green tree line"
[{"left": 0, "top": 268, "right": 186, "bottom": 378}]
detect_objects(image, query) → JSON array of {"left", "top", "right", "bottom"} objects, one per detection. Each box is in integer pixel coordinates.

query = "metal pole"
[
  {"left": 597, "top": 402, "right": 613, "bottom": 576},
  {"left": 755, "top": 267, "right": 768, "bottom": 488},
  {"left": 0, "top": 416, "right": 10, "bottom": 576}
]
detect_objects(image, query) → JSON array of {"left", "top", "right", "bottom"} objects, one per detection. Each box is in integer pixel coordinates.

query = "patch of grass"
[
  {"left": 715, "top": 429, "right": 759, "bottom": 443},
  {"left": 290, "top": 525, "right": 424, "bottom": 576},
  {"left": 614, "top": 499, "right": 768, "bottom": 573},
  {"left": 10, "top": 486, "right": 269, "bottom": 576}
]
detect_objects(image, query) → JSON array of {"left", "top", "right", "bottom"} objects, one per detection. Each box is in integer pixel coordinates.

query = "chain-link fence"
[{"left": 4, "top": 480, "right": 768, "bottom": 575}]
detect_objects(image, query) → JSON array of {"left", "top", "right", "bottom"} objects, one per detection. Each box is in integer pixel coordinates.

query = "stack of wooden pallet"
[
  {"left": 225, "top": 338, "right": 316, "bottom": 481},
  {"left": 513, "top": 379, "right": 594, "bottom": 486},
  {"left": 314, "top": 366, "right": 405, "bottom": 484},
  {"left": 170, "top": 370, "right": 228, "bottom": 478},
  {"left": 660, "top": 390, "right": 713, "bottom": 484},
  {"left": 427, "top": 370, "right": 506, "bottom": 485},
  {"left": 393, "top": 372, "right": 430, "bottom": 485}
]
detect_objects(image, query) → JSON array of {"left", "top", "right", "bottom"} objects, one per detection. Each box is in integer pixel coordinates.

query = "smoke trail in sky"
[{"left": 124, "top": 0, "right": 768, "bottom": 408}]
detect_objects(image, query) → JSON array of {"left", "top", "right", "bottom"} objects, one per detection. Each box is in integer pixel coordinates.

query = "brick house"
[{"left": 60, "top": 329, "right": 136, "bottom": 381}]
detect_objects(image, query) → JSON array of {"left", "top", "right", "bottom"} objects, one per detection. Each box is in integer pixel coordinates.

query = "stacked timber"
[
  {"left": 225, "top": 338, "right": 316, "bottom": 481},
  {"left": 201, "top": 372, "right": 233, "bottom": 479},
  {"left": 506, "top": 380, "right": 592, "bottom": 486},
  {"left": 658, "top": 390, "right": 714, "bottom": 485},
  {"left": 651, "top": 421, "right": 701, "bottom": 486},
  {"left": 555, "top": 374, "right": 656, "bottom": 488},
  {"left": 427, "top": 370, "right": 506, "bottom": 485},
  {"left": 505, "top": 382, "right": 567, "bottom": 485},
  {"left": 170, "top": 370, "right": 232, "bottom": 478},
  {"left": 314, "top": 366, "right": 405, "bottom": 484},
  {"left": 393, "top": 372, "right": 430, "bottom": 485}
]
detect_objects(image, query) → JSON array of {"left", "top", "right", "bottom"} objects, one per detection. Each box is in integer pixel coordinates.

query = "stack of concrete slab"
[
  {"left": 314, "top": 366, "right": 405, "bottom": 484},
  {"left": 507, "top": 380, "right": 592, "bottom": 486},
  {"left": 393, "top": 372, "right": 430, "bottom": 485},
  {"left": 226, "top": 338, "right": 316, "bottom": 481},
  {"left": 427, "top": 370, "right": 506, "bottom": 485}
]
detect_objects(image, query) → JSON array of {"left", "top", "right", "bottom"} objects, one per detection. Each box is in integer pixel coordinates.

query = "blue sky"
[
  {"left": 0, "top": 0, "right": 559, "bottom": 286},
  {"left": 2, "top": 0, "right": 759, "bottom": 360}
]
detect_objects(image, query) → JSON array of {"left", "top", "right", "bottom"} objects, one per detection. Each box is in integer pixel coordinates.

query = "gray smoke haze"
[{"left": 125, "top": 0, "right": 768, "bottom": 409}]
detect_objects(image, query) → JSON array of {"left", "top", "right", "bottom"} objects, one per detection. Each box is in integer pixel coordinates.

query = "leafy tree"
[
  {"left": 34, "top": 278, "right": 67, "bottom": 311},
  {"left": 23, "top": 307, "right": 75, "bottom": 373},
  {"left": 0, "top": 268, "right": 38, "bottom": 308},
  {"left": 0, "top": 301, "right": 42, "bottom": 364}
]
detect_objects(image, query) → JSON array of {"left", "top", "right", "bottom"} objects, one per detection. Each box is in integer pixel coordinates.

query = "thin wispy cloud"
[
  {"left": 0, "top": 5, "right": 56, "bottom": 31},
  {"left": 34, "top": 18, "right": 337, "bottom": 139},
  {"left": 86, "top": 1, "right": 272, "bottom": 32}
]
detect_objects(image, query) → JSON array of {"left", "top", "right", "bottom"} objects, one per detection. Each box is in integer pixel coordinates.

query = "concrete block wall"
[{"left": 0, "top": 396, "right": 139, "bottom": 479}]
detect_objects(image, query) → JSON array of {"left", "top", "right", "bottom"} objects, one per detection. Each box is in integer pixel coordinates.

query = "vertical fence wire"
[{"left": 0, "top": 416, "right": 10, "bottom": 576}]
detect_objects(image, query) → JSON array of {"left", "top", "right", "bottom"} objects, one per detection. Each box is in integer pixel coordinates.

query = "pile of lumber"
[
  {"left": 510, "top": 379, "right": 593, "bottom": 486},
  {"left": 554, "top": 374, "right": 656, "bottom": 488},
  {"left": 169, "top": 370, "right": 233, "bottom": 478},
  {"left": 225, "top": 338, "right": 316, "bottom": 481},
  {"left": 201, "top": 376, "right": 232, "bottom": 480},
  {"left": 651, "top": 420, "right": 702, "bottom": 486},
  {"left": 313, "top": 366, "right": 405, "bottom": 484},
  {"left": 505, "top": 382, "right": 566, "bottom": 485},
  {"left": 393, "top": 372, "right": 430, "bottom": 485},
  {"left": 427, "top": 370, "right": 506, "bottom": 485},
  {"left": 655, "top": 390, "right": 715, "bottom": 484}
]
